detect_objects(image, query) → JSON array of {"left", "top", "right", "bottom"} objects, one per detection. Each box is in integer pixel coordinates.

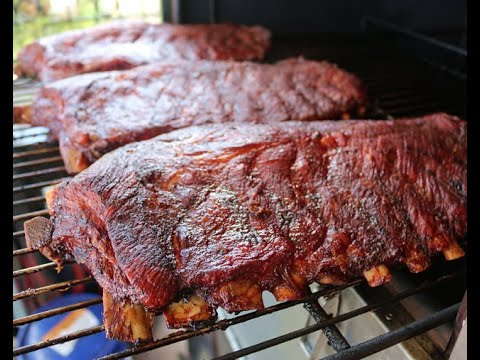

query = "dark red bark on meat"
[
  {"left": 26, "top": 114, "right": 466, "bottom": 325},
  {"left": 15, "top": 20, "right": 271, "bottom": 82},
  {"left": 23, "top": 58, "right": 367, "bottom": 173}
]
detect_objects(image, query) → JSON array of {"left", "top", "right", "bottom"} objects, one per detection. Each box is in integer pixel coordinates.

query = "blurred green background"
[{"left": 13, "top": 0, "right": 162, "bottom": 59}]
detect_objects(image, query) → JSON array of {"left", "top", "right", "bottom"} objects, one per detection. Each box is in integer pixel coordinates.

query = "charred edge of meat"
[
  {"left": 24, "top": 217, "right": 53, "bottom": 250},
  {"left": 13, "top": 105, "right": 32, "bottom": 124},
  {"left": 24, "top": 216, "right": 65, "bottom": 271},
  {"left": 58, "top": 138, "right": 90, "bottom": 174},
  {"left": 103, "top": 290, "right": 154, "bottom": 342},
  {"left": 45, "top": 186, "right": 58, "bottom": 210}
]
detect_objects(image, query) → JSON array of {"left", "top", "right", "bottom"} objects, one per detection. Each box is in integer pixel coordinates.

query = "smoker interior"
[{"left": 13, "top": 20, "right": 466, "bottom": 360}]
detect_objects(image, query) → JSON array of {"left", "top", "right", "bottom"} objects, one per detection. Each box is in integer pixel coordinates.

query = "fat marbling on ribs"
[
  {"left": 24, "top": 113, "right": 466, "bottom": 342},
  {"left": 15, "top": 20, "right": 271, "bottom": 82},
  {"left": 15, "top": 58, "right": 367, "bottom": 174}
]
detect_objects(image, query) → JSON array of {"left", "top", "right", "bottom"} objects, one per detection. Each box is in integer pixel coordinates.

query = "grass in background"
[
  {"left": 14, "top": 18, "right": 109, "bottom": 59},
  {"left": 13, "top": 0, "right": 162, "bottom": 60}
]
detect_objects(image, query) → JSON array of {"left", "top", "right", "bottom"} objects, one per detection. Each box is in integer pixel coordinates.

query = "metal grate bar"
[
  {"left": 12, "top": 91, "right": 38, "bottom": 100},
  {"left": 321, "top": 303, "right": 460, "bottom": 360},
  {"left": 13, "top": 195, "right": 45, "bottom": 206},
  {"left": 13, "top": 146, "right": 60, "bottom": 159},
  {"left": 13, "top": 130, "right": 48, "bottom": 140},
  {"left": 12, "top": 123, "right": 33, "bottom": 129},
  {"left": 211, "top": 275, "right": 460, "bottom": 360},
  {"left": 13, "top": 248, "right": 37, "bottom": 256},
  {"left": 13, "top": 127, "right": 49, "bottom": 139},
  {"left": 13, "top": 297, "right": 103, "bottom": 326},
  {"left": 13, "top": 209, "right": 50, "bottom": 223},
  {"left": 304, "top": 299, "right": 351, "bottom": 351},
  {"left": 13, "top": 166, "right": 66, "bottom": 181},
  {"left": 13, "top": 230, "right": 25, "bottom": 238},
  {"left": 13, "top": 325, "right": 105, "bottom": 356},
  {"left": 13, "top": 96, "right": 36, "bottom": 104},
  {"left": 13, "top": 276, "right": 94, "bottom": 301},
  {"left": 13, "top": 141, "right": 54, "bottom": 150},
  {"left": 13, "top": 155, "right": 63, "bottom": 169},
  {"left": 13, "top": 177, "right": 70, "bottom": 193},
  {"left": 13, "top": 261, "right": 72, "bottom": 278}
]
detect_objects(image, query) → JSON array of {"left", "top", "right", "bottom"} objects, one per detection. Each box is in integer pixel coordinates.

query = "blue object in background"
[{"left": 17, "top": 293, "right": 130, "bottom": 360}]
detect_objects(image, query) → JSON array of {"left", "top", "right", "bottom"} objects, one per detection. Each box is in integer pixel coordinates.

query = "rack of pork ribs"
[
  {"left": 14, "top": 58, "right": 367, "bottom": 174},
  {"left": 15, "top": 20, "right": 271, "bottom": 82},
  {"left": 24, "top": 113, "right": 466, "bottom": 342}
]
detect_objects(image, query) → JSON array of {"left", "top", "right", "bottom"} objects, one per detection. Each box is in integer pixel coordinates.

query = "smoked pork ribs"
[
  {"left": 15, "top": 20, "right": 271, "bottom": 82},
  {"left": 24, "top": 113, "right": 466, "bottom": 342},
  {"left": 16, "top": 58, "right": 366, "bottom": 173}
]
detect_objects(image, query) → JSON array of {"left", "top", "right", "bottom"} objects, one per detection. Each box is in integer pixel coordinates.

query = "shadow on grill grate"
[{"left": 13, "top": 29, "right": 466, "bottom": 360}]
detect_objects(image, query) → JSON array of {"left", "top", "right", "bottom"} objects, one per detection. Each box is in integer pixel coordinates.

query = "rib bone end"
[
  {"left": 103, "top": 291, "right": 153, "bottom": 342},
  {"left": 59, "top": 140, "right": 90, "bottom": 174},
  {"left": 212, "top": 280, "right": 264, "bottom": 312},
  {"left": 163, "top": 295, "right": 216, "bottom": 329},
  {"left": 363, "top": 264, "right": 392, "bottom": 287},
  {"left": 443, "top": 241, "right": 465, "bottom": 261}
]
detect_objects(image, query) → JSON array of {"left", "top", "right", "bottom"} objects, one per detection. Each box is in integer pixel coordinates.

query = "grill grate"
[{"left": 13, "top": 29, "right": 466, "bottom": 359}]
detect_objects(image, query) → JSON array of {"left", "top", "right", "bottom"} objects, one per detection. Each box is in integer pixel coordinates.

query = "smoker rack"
[{"left": 13, "top": 21, "right": 466, "bottom": 360}]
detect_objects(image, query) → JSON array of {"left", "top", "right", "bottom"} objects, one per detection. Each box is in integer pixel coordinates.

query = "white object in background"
[
  {"left": 449, "top": 318, "right": 467, "bottom": 360},
  {"left": 47, "top": 309, "right": 99, "bottom": 357},
  {"left": 49, "top": 0, "right": 77, "bottom": 17},
  {"left": 133, "top": 316, "right": 188, "bottom": 360}
]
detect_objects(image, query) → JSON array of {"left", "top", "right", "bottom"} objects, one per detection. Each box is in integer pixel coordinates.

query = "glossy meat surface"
[
  {"left": 16, "top": 20, "right": 271, "bottom": 82},
  {"left": 27, "top": 114, "right": 466, "bottom": 333},
  {"left": 26, "top": 58, "right": 366, "bottom": 173}
]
